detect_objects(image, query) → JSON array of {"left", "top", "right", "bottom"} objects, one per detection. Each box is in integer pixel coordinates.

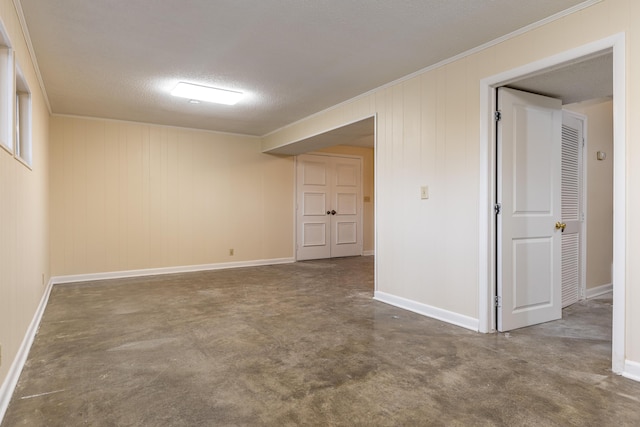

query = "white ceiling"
[
  {"left": 509, "top": 52, "right": 613, "bottom": 105},
  {"left": 19, "top": 0, "right": 591, "bottom": 136}
]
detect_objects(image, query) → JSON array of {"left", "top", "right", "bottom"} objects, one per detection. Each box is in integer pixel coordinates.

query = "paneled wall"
[
  {"left": 263, "top": 0, "right": 640, "bottom": 363},
  {"left": 50, "top": 116, "right": 294, "bottom": 276},
  {"left": 0, "top": 0, "right": 50, "bottom": 391}
]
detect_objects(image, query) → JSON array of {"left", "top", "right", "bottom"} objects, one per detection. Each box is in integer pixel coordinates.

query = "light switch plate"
[{"left": 420, "top": 186, "right": 429, "bottom": 199}]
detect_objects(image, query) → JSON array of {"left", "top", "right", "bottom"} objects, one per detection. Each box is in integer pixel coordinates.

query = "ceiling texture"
[{"left": 19, "top": 0, "right": 596, "bottom": 137}]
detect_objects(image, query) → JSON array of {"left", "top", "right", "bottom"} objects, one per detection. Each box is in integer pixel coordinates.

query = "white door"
[
  {"left": 330, "top": 157, "right": 362, "bottom": 258},
  {"left": 497, "top": 87, "right": 563, "bottom": 331},
  {"left": 296, "top": 154, "right": 362, "bottom": 261},
  {"left": 561, "top": 112, "right": 585, "bottom": 307},
  {"left": 296, "top": 155, "right": 332, "bottom": 260}
]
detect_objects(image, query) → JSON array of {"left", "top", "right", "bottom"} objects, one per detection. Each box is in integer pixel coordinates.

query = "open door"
[{"left": 497, "top": 87, "right": 563, "bottom": 331}]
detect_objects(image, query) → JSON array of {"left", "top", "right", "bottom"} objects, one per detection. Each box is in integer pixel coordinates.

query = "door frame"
[
  {"left": 478, "top": 33, "right": 626, "bottom": 374},
  {"left": 294, "top": 152, "right": 365, "bottom": 261}
]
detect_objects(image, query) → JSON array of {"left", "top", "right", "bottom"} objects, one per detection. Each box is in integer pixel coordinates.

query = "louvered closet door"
[{"left": 561, "top": 112, "right": 584, "bottom": 308}]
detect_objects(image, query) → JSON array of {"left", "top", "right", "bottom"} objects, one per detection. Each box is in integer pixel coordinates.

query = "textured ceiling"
[
  {"left": 510, "top": 52, "right": 613, "bottom": 105},
  {"left": 19, "top": 0, "right": 591, "bottom": 136}
]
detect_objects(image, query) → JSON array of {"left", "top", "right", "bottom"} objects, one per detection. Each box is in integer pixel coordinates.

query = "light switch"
[
  {"left": 596, "top": 151, "right": 606, "bottom": 161},
  {"left": 420, "top": 186, "right": 429, "bottom": 199}
]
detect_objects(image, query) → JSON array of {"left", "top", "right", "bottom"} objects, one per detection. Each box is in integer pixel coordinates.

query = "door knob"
[
  {"left": 327, "top": 211, "right": 331, "bottom": 215},
  {"left": 331, "top": 210, "right": 336, "bottom": 215},
  {"left": 555, "top": 221, "right": 566, "bottom": 232}
]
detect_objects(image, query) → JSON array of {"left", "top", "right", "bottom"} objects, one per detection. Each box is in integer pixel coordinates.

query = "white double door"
[{"left": 296, "top": 154, "right": 363, "bottom": 261}]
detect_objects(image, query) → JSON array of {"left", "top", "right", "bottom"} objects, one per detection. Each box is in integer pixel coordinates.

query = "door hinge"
[
  {"left": 495, "top": 111, "right": 502, "bottom": 121},
  {"left": 494, "top": 203, "right": 502, "bottom": 215},
  {"left": 494, "top": 296, "right": 502, "bottom": 307}
]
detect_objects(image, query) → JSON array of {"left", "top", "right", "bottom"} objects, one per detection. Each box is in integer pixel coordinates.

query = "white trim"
[
  {"left": 374, "top": 291, "right": 479, "bottom": 332},
  {"left": 586, "top": 283, "right": 613, "bottom": 299},
  {"left": 478, "top": 33, "right": 626, "bottom": 374},
  {"left": 261, "top": 1, "right": 601, "bottom": 140},
  {"left": 623, "top": 360, "right": 640, "bottom": 382},
  {"left": 0, "top": 278, "right": 54, "bottom": 422},
  {"left": 611, "top": 33, "right": 626, "bottom": 376},
  {"left": 51, "top": 258, "right": 295, "bottom": 285},
  {"left": 362, "top": 250, "right": 375, "bottom": 256},
  {"left": 373, "top": 113, "right": 378, "bottom": 293},
  {"left": 292, "top": 156, "right": 298, "bottom": 260}
]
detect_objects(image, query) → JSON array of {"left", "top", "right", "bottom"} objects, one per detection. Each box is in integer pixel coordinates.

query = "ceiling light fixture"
[{"left": 171, "top": 82, "right": 243, "bottom": 105}]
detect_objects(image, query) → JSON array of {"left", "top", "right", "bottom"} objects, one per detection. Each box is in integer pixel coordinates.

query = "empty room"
[{"left": 1, "top": 0, "right": 640, "bottom": 425}]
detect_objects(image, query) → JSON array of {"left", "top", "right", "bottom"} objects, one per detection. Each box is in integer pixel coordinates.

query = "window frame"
[
  {"left": 14, "top": 61, "right": 32, "bottom": 169},
  {"left": 0, "top": 25, "right": 13, "bottom": 155}
]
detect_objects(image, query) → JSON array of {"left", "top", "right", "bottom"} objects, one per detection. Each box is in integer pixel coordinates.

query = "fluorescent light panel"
[{"left": 171, "top": 82, "right": 243, "bottom": 105}]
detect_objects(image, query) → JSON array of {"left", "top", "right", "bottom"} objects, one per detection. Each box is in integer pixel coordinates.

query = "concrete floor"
[{"left": 2, "top": 256, "right": 639, "bottom": 426}]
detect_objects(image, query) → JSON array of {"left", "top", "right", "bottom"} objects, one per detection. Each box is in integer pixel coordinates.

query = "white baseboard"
[
  {"left": 0, "top": 279, "right": 55, "bottom": 423},
  {"left": 362, "top": 250, "right": 375, "bottom": 256},
  {"left": 51, "top": 257, "right": 296, "bottom": 285},
  {"left": 374, "top": 291, "right": 479, "bottom": 331},
  {"left": 623, "top": 360, "right": 640, "bottom": 383},
  {"left": 586, "top": 283, "right": 613, "bottom": 299}
]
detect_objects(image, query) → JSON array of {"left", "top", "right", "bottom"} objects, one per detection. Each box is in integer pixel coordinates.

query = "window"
[{"left": 14, "top": 63, "right": 31, "bottom": 167}]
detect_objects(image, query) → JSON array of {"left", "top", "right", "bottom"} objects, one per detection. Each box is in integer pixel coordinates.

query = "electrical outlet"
[{"left": 229, "top": 248, "right": 234, "bottom": 256}]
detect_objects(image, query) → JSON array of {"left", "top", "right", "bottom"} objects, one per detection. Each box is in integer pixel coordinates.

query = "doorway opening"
[
  {"left": 479, "top": 34, "right": 625, "bottom": 374},
  {"left": 264, "top": 115, "right": 376, "bottom": 263}
]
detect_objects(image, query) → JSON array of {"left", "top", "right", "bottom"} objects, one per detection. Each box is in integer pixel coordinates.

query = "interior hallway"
[{"left": 2, "top": 256, "right": 639, "bottom": 426}]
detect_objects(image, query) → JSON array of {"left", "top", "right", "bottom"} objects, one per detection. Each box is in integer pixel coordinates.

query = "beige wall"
[
  {"left": 316, "top": 145, "right": 374, "bottom": 254},
  {"left": 0, "top": 1, "right": 50, "bottom": 389},
  {"left": 565, "top": 99, "right": 614, "bottom": 290},
  {"left": 263, "top": 0, "right": 640, "bottom": 363},
  {"left": 50, "top": 116, "right": 294, "bottom": 276}
]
